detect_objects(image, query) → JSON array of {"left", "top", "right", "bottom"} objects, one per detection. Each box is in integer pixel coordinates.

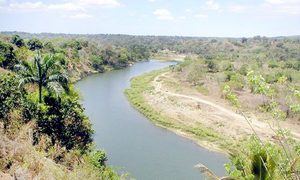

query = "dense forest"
[{"left": 0, "top": 32, "right": 300, "bottom": 179}]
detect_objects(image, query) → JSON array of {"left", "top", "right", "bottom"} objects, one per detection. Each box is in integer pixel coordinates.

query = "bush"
[
  {"left": 0, "top": 73, "right": 25, "bottom": 129},
  {"left": 268, "top": 60, "right": 279, "bottom": 68},
  {"left": 223, "top": 62, "right": 235, "bottom": 71},
  {"left": 226, "top": 136, "right": 300, "bottom": 179},
  {"left": 0, "top": 41, "right": 18, "bottom": 69},
  {"left": 238, "top": 64, "right": 249, "bottom": 76},
  {"left": 90, "top": 55, "right": 104, "bottom": 72},
  {"left": 205, "top": 60, "right": 218, "bottom": 73},
  {"left": 88, "top": 150, "right": 107, "bottom": 169},
  {"left": 11, "top": 35, "right": 25, "bottom": 48},
  {"left": 27, "top": 38, "right": 43, "bottom": 51},
  {"left": 37, "top": 91, "right": 93, "bottom": 150},
  {"left": 222, "top": 84, "right": 240, "bottom": 107}
]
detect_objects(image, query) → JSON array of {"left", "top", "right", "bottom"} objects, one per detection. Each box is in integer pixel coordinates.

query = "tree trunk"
[{"left": 39, "top": 83, "right": 42, "bottom": 103}]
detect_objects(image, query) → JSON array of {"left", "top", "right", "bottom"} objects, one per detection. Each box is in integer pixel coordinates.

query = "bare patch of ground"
[{"left": 143, "top": 71, "right": 300, "bottom": 151}]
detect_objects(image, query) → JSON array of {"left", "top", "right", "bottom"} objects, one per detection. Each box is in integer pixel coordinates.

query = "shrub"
[
  {"left": 88, "top": 150, "right": 107, "bottom": 169},
  {"left": 37, "top": 91, "right": 93, "bottom": 150},
  {"left": 205, "top": 60, "right": 218, "bottom": 73},
  {"left": 0, "top": 73, "right": 25, "bottom": 129},
  {"left": 238, "top": 64, "right": 249, "bottom": 76},
  {"left": 223, "top": 62, "right": 235, "bottom": 71},
  {"left": 226, "top": 136, "right": 300, "bottom": 179},
  {"left": 247, "top": 71, "right": 273, "bottom": 96},
  {"left": 222, "top": 84, "right": 240, "bottom": 107},
  {"left": 268, "top": 60, "right": 279, "bottom": 68},
  {"left": 27, "top": 38, "right": 43, "bottom": 51},
  {"left": 11, "top": 35, "right": 25, "bottom": 48},
  {"left": 0, "top": 41, "right": 18, "bottom": 69}
]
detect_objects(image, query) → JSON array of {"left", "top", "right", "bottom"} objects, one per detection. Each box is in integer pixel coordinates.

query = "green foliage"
[
  {"left": 247, "top": 71, "right": 273, "bottom": 96},
  {"left": 223, "top": 62, "right": 235, "bottom": 71},
  {"left": 238, "top": 64, "right": 249, "bottom": 76},
  {"left": 226, "top": 136, "right": 300, "bottom": 180},
  {"left": 90, "top": 55, "right": 104, "bottom": 72},
  {"left": 27, "top": 38, "right": 43, "bottom": 51},
  {"left": 11, "top": 35, "right": 25, "bottom": 47},
  {"left": 118, "top": 48, "right": 130, "bottom": 65},
  {"left": 205, "top": 60, "right": 218, "bottom": 73},
  {"left": 43, "top": 41, "right": 55, "bottom": 53},
  {"left": 222, "top": 84, "right": 240, "bottom": 107},
  {"left": 268, "top": 60, "right": 279, "bottom": 68},
  {"left": 37, "top": 92, "right": 93, "bottom": 150},
  {"left": 187, "top": 62, "right": 204, "bottom": 85},
  {"left": 0, "top": 40, "right": 18, "bottom": 69},
  {"left": 88, "top": 150, "right": 107, "bottom": 169},
  {"left": 16, "top": 52, "right": 69, "bottom": 103},
  {"left": 0, "top": 73, "right": 24, "bottom": 129}
]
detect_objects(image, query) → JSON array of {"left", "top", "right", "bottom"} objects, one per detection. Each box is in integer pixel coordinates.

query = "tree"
[
  {"left": 43, "top": 41, "right": 55, "bottom": 53},
  {"left": 0, "top": 41, "right": 18, "bottom": 69},
  {"left": 241, "top": 37, "right": 247, "bottom": 43},
  {"left": 11, "top": 35, "right": 25, "bottom": 47},
  {"left": 38, "top": 93, "right": 93, "bottom": 150},
  {"left": 0, "top": 73, "right": 24, "bottom": 129},
  {"left": 27, "top": 38, "right": 43, "bottom": 51},
  {"left": 16, "top": 52, "right": 68, "bottom": 103},
  {"left": 205, "top": 60, "right": 218, "bottom": 73}
]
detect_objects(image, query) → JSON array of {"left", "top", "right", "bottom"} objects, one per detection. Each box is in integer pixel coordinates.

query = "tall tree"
[
  {"left": 27, "top": 38, "right": 43, "bottom": 51},
  {"left": 11, "top": 35, "right": 25, "bottom": 47},
  {"left": 16, "top": 51, "right": 68, "bottom": 103}
]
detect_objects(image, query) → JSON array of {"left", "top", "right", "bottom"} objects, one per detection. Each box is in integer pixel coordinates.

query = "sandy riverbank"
[{"left": 125, "top": 68, "right": 300, "bottom": 154}]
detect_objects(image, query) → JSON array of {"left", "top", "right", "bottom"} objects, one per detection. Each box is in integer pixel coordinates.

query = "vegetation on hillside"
[
  {"left": 126, "top": 35, "right": 300, "bottom": 179},
  {"left": 1, "top": 32, "right": 300, "bottom": 179},
  {"left": 0, "top": 34, "right": 127, "bottom": 179}
]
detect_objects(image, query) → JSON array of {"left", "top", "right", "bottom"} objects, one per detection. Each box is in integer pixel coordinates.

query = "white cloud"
[
  {"left": 263, "top": 0, "right": 300, "bottom": 15},
  {"left": 179, "top": 16, "right": 186, "bottom": 20},
  {"left": 9, "top": 2, "right": 44, "bottom": 11},
  {"left": 185, "top": 8, "right": 192, "bottom": 13},
  {"left": 148, "top": 0, "right": 156, "bottom": 2},
  {"left": 228, "top": 5, "right": 246, "bottom": 13},
  {"left": 3, "top": 0, "right": 120, "bottom": 12},
  {"left": 78, "top": 0, "right": 120, "bottom": 7},
  {"left": 205, "top": 0, "right": 220, "bottom": 11},
  {"left": 153, "top": 9, "right": 174, "bottom": 20},
  {"left": 48, "top": 3, "right": 84, "bottom": 11},
  {"left": 69, "top": 12, "right": 93, "bottom": 19},
  {"left": 265, "top": 0, "right": 300, "bottom": 5},
  {"left": 194, "top": 14, "right": 208, "bottom": 18}
]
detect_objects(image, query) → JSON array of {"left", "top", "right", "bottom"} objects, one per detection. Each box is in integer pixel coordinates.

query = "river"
[{"left": 75, "top": 60, "right": 228, "bottom": 180}]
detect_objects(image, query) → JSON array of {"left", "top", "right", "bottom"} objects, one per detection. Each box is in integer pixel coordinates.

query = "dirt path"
[{"left": 151, "top": 72, "right": 300, "bottom": 141}]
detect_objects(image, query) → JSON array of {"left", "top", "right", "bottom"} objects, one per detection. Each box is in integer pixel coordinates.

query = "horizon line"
[{"left": 1, "top": 31, "right": 299, "bottom": 39}]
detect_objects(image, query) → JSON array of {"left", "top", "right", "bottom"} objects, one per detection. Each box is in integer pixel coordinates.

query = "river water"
[{"left": 75, "top": 60, "right": 228, "bottom": 179}]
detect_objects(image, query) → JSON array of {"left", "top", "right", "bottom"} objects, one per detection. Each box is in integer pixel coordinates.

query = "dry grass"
[{"left": 0, "top": 121, "right": 113, "bottom": 180}]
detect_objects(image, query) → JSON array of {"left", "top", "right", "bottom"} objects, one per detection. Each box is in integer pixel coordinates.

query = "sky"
[{"left": 0, "top": 0, "right": 299, "bottom": 37}]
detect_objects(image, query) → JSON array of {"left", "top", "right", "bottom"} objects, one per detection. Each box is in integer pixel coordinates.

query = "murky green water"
[{"left": 75, "top": 60, "right": 228, "bottom": 179}]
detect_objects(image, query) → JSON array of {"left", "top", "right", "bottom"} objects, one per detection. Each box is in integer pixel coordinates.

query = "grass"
[{"left": 125, "top": 68, "right": 235, "bottom": 154}]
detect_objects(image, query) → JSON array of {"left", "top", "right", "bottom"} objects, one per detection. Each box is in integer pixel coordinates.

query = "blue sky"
[{"left": 0, "top": 0, "right": 299, "bottom": 37}]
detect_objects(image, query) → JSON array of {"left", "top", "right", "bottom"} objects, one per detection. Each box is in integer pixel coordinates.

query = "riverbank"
[
  {"left": 125, "top": 66, "right": 300, "bottom": 155},
  {"left": 77, "top": 60, "right": 228, "bottom": 179},
  {"left": 125, "top": 68, "right": 234, "bottom": 154}
]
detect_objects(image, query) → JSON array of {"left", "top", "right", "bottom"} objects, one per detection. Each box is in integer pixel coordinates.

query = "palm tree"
[{"left": 16, "top": 51, "right": 68, "bottom": 103}]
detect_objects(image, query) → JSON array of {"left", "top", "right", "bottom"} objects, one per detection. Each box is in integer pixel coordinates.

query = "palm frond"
[
  {"left": 15, "top": 60, "right": 34, "bottom": 75},
  {"left": 18, "top": 76, "right": 38, "bottom": 88},
  {"left": 48, "top": 73, "right": 69, "bottom": 93},
  {"left": 46, "top": 81, "right": 64, "bottom": 97},
  {"left": 48, "top": 73, "right": 68, "bottom": 84}
]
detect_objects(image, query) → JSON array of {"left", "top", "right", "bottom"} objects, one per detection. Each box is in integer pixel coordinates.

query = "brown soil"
[{"left": 144, "top": 71, "right": 300, "bottom": 150}]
